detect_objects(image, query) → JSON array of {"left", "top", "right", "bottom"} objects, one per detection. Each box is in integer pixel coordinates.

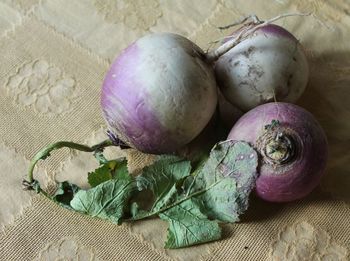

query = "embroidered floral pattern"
[
  {"left": 295, "top": 0, "right": 342, "bottom": 25},
  {"left": 34, "top": 237, "right": 100, "bottom": 261},
  {"left": 0, "top": 143, "right": 48, "bottom": 230},
  {"left": 270, "top": 221, "right": 348, "bottom": 261},
  {"left": 6, "top": 60, "right": 79, "bottom": 116},
  {"left": 94, "top": 0, "right": 162, "bottom": 30},
  {"left": 3, "top": 0, "right": 40, "bottom": 12}
]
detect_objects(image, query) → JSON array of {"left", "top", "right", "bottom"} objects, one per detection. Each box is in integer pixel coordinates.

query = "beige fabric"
[{"left": 0, "top": 0, "right": 349, "bottom": 260}]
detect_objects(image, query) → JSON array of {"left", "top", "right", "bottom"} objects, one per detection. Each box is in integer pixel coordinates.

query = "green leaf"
[
  {"left": 88, "top": 159, "right": 129, "bottom": 187},
  {"left": 135, "top": 155, "right": 191, "bottom": 213},
  {"left": 113, "top": 160, "right": 129, "bottom": 181},
  {"left": 88, "top": 164, "right": 113, "bottom": 187},
  {"left": 130, "top": 141, "right": 257, "bottom": 248},
  {"left": 220, "top": 141, "right": 259, "bottom": 212},
  {"left": 159, "top": 200, "right": 221, "bottom": 249},
  {"left": 31, "top": 139, "right": 258, "bottom": 249},
  {"left": 52, "top": 181, "right": 80, "bottom": 210},
  {"left": 186, "top": 140, "right": 258, "bottom": 222},
  {"left": 70, "top": 179, "right": 135, "bottom": 224},
  {"left": 186, "top": 176, "right": 239, "bottom": 222}
]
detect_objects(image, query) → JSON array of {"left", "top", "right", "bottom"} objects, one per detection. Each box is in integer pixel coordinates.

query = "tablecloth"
[{"left": 0, "top": 0, "right": 349, "bottom": 260}]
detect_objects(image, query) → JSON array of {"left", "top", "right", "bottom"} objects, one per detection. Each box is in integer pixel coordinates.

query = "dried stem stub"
[{"left": 206, "top": 12, "right": 310, "bottom": 62}]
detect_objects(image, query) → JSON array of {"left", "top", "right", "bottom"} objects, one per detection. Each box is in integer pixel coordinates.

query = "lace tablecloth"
[{"left": 0, "top": 0, "right": 349, "bottom": 260}]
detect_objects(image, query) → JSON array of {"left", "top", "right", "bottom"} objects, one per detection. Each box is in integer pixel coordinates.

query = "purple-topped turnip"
[
  {"left": 214, "top": 24, "right": 309, "bottom": 111},
  {"left": 228, "top": 102, "right": 328, "bottom": 202},
  {"left": 101, "top": 33, "right": 218, "bottom": 154}
]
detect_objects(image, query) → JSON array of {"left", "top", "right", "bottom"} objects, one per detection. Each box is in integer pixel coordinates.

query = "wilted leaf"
[
  {"left": 71, "top": 178, "right": 135, "bottom": 224},
  {"left": 159, "top": 200, "right": 221, "bottom": 248}
]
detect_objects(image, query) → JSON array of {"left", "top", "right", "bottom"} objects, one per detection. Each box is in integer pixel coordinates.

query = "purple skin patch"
[
  {"left": 223, "top": 24, "right": 297, "bottom": 44},
  {"left": 228, "top": 102, "right": 328, "bottom": 202},
  {"left": 258, "top": 24, "right": 297, "bottom": 41},
  {"left": 101, "top": 43, "right": 178, "bottom": 154}
]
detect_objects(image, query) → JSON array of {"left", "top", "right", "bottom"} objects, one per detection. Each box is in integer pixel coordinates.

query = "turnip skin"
[
  {"left": 228, "top": 102, "right": 328, "bottom": 202},
  {"left": 218, "top": 90, "right": 243, "bottom": 129},
  {"left": 101, "top": 33, "right": 218, "bottom": 154},
  {"left": 215, "top": 24, "right": 309, "bottom": 112}
]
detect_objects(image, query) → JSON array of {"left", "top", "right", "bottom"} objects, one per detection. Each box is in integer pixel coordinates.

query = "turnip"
[
  {"left": 227, "top": 102, "right": 328, "bottom": 202},
  {"left": 212, "top": 17, "right": 309, "bottom": 111},
  {"left": 101, "top": 14, "right": 309, "bottom": 154},
  {"left": 101, "top": 33, "right": 217, "bottom": 154}
]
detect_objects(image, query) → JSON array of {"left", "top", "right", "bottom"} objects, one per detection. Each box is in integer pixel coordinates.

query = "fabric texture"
[{"left": 0, "top": 0, "right": 349, "bottom": 260}]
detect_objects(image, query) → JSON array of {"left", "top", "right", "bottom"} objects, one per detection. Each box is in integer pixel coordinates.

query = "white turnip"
[{"left": 214, "top": 23, "right": 309, "bottom": 111}]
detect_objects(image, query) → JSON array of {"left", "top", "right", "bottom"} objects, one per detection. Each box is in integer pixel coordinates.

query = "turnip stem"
[
  {"left": 26, "top": 139, "right": 114, "bottom": 185},
  {"left": 218, "top": 14, "right": 261, "bottom": 30},
  {"left": 207, "top": 12, "right": 310, "bottom": 62}
]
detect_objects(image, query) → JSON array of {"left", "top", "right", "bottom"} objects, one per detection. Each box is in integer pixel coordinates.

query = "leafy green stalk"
[
  {"left": 24, "top": 139, "right": 259, "bottom": 249},
  {"left": 26, "top": 139, "right": 113, "bottom": 184}
]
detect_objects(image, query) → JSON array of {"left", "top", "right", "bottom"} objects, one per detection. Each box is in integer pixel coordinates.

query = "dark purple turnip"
[{"left": 228, "top": 102, "right": 328, "bottom": 202}]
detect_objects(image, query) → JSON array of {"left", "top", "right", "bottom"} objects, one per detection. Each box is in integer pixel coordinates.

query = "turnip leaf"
[
  {"left": 132, "top": 141, "right": 258, "bottom": 248},
  {"left": 188, "top": 140, "right": 258, "bottom": 222},
  {"left": 88, "top": 159, "right": 128, "bottom": 187},
  {"left": 52, "top": 181, "right": 80, "bottom": 210},
  {"left": 27, "top": 140, "right": 258, "bottom": 249},
  {"left": 159, "top": 200, "right": 221, "bottom": 248},
  {"left": 135, "top": 155, "right": 191, "bottom": 214},
  {"left": 70, "top": 178, "right": 136, "bottom": 224}
]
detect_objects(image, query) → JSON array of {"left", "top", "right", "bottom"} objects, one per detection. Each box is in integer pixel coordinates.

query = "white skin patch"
[
  {"left": 134, "top": 33, "right": 218, "bottom": 143},
  {"left": 216, "top": 32, "right": 308, "bottom": 111}
]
